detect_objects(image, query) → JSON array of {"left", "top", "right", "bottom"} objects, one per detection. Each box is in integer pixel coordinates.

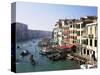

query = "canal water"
[{"left": 16, "top": 39, "right": 80, "bottom": 73}]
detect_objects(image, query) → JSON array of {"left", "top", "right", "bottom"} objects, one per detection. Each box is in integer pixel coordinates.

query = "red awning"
[{"left": 57, "top": 44, "right": 76, "bottom": 49}]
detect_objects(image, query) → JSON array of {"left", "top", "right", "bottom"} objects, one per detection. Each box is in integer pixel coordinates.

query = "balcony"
[{"left": 88, "top": 34, "right": 93, "bottom": 39}]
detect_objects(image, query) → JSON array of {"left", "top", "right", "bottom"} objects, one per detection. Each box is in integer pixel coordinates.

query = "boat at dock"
[{"left": 39, "top": 47, "right": 52, "bottom": 55}]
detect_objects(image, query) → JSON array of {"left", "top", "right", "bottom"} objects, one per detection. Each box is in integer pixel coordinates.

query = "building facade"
[
  {"left": 52, "top": 16, "right": 97, "bottom": 63},
  {"left": 52, "top": 19, "right": 71, "bottom": 46},
  {"left": 80, "top": 19, "right": 97, "bottom": 61},
  {"left": 76, "top": 17, "right": 97, "bottom": 63}
]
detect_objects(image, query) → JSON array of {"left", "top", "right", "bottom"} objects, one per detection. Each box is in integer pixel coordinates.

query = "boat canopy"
[{"left": 57, "top": 44, "right": 76, "bottom": 49}]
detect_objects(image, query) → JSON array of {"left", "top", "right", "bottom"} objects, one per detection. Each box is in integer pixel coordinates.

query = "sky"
[{"left": 15, "top": 2, "right": 97, "bottom": 31}]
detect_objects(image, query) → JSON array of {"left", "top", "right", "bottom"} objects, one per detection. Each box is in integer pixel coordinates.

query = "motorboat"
[
  {"left": 20, "top": 50, "right": 30, "bottom": 57},
  {"left": 17, "top": 46, "right": 20, "bottom": 48}
]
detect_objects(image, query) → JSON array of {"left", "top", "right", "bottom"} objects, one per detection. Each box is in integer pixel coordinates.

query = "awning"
[{"left": 57, "top": 44, "right": 76, "bottom": 49}]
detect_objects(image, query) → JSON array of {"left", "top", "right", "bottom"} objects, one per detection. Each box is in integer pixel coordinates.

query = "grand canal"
[{"left": 16, "top": 39, "right": 80, "bottom": 73}]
